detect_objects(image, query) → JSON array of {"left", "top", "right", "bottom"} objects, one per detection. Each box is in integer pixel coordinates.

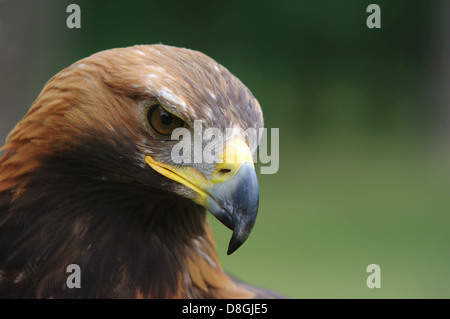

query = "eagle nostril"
[{"left": 218, "top": 168, "right": 232, "bottom": 175}]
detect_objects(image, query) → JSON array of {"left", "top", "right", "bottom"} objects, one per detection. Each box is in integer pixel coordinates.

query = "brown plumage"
[{"left": 0, "top": 44, "right": 280, "bottom": 298}]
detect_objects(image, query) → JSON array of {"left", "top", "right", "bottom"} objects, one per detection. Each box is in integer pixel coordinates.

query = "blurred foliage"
[
  {"left": 1, "top": 0, "right": 449, "bottom": 298},
  {"left": 22, "top": 0, "right": 433, "bottom": 136}
]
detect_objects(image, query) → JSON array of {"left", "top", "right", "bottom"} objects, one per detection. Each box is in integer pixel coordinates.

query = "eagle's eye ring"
[{"left": 146, "top": 103, "right": 185, "bottom": 136}]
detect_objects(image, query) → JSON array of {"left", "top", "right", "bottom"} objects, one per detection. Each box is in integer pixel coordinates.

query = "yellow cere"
[{"left": 145, "top": 137, "right": 254, "bottom": 203}]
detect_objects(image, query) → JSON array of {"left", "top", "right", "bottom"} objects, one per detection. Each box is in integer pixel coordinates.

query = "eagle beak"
[
  {"left": 205, "top": 161, "right": 259, "bottom": 255},
  {"left": 145, "top": 137, "right": 259, "bottom": 255}
]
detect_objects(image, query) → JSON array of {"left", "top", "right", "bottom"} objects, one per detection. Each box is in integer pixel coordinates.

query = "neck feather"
[{"left": 0, "top": 144, "right": 252, "bottom": 298}]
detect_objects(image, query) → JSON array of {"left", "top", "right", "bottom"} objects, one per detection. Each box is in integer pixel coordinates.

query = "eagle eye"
[{"left": 146, "top": 104, "right": 185, "bottom": 136}]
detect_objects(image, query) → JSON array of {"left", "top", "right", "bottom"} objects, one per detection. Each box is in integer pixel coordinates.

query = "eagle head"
[{"left": 0, "top": 44, "right": 269, "bottom": 298}]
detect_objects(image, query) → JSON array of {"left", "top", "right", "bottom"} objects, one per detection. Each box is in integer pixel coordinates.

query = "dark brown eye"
[{"left": 147, "top": 104, "right": 185, "bottom": 136}]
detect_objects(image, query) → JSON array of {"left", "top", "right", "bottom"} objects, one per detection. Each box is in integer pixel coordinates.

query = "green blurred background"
[{"left": 1, "top": 0, "right": 449, "bottom": 298}]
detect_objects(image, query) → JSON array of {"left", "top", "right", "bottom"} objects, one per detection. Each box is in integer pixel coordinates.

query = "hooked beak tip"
[{"left": 208, "top": 162, "right": 259, "bottom": 254}]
